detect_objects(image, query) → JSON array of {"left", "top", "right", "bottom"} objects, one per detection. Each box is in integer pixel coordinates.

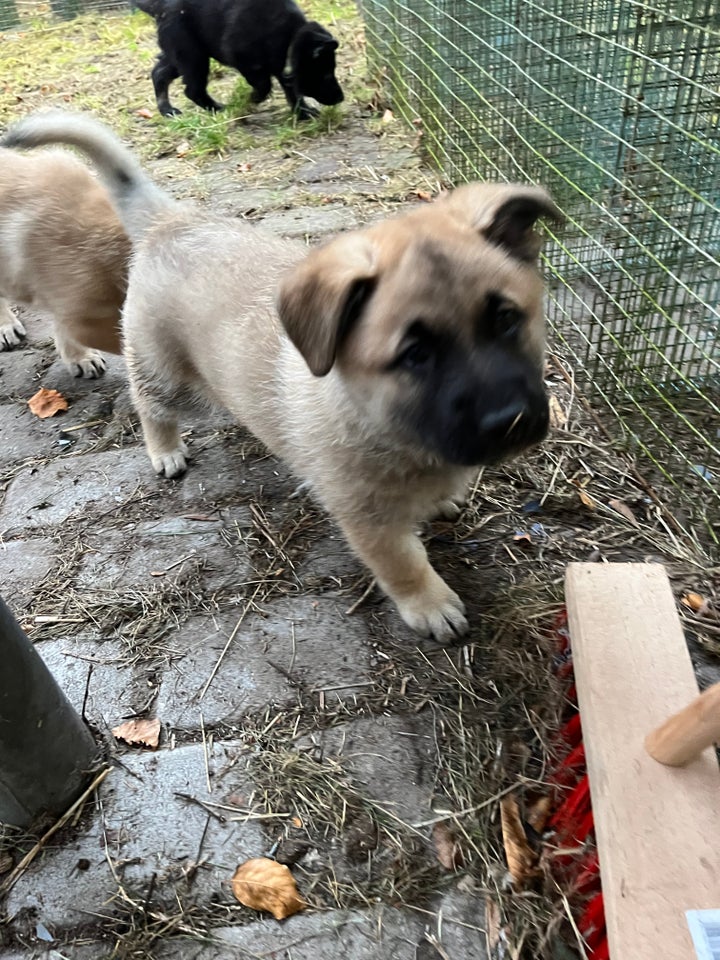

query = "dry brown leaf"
[
  {"left": 112, "top": 717, "right": 161, "bottom": 750},
  {"left": 431, "top": 821, "right": 463, "bottom": 871},
  {"left": 484, "top": 896, "right": 502, "bottom": 953},
  {"left": 135, "top": 107, "right": 153, "bottom": 119},
  {"left": 525, "top": 795, "right": 552, "bottom": 834},
  {"left": 512, "top": 531, "right": 532, "bottom": 544},
  {"left": 578, "top": 488, "right": 596, "bottom": 511},
  {"left": 231, "top": 857, "right": 306, "bottom": 919},
  {"left": 548, "top": 394, "right": 567, "bottom": 430},
  {"left": 415, "top": 189, "right": 433, "bottom": 202},
  {"left": 28, "top": 387, "right": 68, "bottom": 419},
  {"left": 608, "top": 498, "right": 639, "bottom": 526},
  {"left": 291, "top": 815, "right": 303, "bottom": 828},
  {"left": 682, "top": 592, "right": 706, "bottom": 612},
  {"left": 500, "top": 795, "right": 540, "bottom": 888}
]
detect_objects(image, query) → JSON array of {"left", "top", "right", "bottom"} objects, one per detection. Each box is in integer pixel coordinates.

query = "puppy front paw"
[
  {"left": 70, "top": 351, "right": 107, "bottom": 379},
  {"left": 434, "top": 497, "right": 465, "bottom": 521},
  {"left": 150, "top": 441, "right": 189, "bottom": 479},
  {"left": 0, "top": 316, "right": 27, "bottom": 350},
  {"left": 394, "top": 579, "right": 468, "bottom": 643}
]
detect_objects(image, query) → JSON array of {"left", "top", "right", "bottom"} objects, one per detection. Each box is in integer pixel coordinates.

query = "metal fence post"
[{"left": 0, "top": 596, "right": 100, "bottom": 827}]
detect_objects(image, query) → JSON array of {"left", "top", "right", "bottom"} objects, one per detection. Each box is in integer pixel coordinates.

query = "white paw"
[
  {"left": 69, "top": 351, "right": 107, "bottom": 379},
  {"left": 0, "top": 317, "right": 27, "bottom": 349},
  {"left": 150, "top": 442, "right": 189, "bottom": 479},
  {"left": 395, "top": 583, "right": 468, "bottom": 642}
]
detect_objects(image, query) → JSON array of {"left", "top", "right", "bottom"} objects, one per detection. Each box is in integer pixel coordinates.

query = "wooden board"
[{"left": 565, "top": 563, "right": 720, "bottom": 960}]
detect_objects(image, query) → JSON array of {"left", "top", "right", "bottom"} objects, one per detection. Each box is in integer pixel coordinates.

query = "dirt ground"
[{"left": 1, "top": 5, "right": 719, "bottom": 959}]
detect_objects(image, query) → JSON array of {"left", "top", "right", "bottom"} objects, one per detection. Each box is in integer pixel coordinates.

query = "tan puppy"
[
  {"left": 0, "top": 143, "right": 129, "bottom": 376},
  {"left": 4, "top": 112, "right": 561, "bottom": 640}
]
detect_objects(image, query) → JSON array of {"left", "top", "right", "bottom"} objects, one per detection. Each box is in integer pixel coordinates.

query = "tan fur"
[
  {"left": 0, "top": 147, "right": 129, "bottom": 375},
  {"left": 122, "top": 184, "right": 559, "bottom": 640}
]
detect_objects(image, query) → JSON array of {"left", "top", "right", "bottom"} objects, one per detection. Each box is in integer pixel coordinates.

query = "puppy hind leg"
[
  {"left": 140, "top": 411, "right": 189, "bottom": 478},
  {"left": 128, "top": 374, "right": 188, "bottom": 478},
  {"left": 339, "top": 518, "right": 468, "bottom": 642},
  {"left": 0, "top": 297, "right": 26, "bottom": 350}
]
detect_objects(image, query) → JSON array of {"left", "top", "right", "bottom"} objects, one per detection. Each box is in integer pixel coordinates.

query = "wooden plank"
[{"left": 565, "top": 563, "right": 720, "bottom": 960}]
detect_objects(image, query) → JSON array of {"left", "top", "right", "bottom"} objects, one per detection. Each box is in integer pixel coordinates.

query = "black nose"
[{"left": 478, "top": 401, "right": 528, "bottom": 436}]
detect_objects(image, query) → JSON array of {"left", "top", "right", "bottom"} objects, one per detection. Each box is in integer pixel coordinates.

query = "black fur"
[{"left": 138, "top": 0, "right": 343, "bottom": 119}]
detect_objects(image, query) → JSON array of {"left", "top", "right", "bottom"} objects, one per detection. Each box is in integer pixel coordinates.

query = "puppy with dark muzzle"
[
  {"left": 136, "top": 0, "right": 343, "bottom": 119},
  {"left": 3, "top": 112, "right": 560, "bottom": 642}
]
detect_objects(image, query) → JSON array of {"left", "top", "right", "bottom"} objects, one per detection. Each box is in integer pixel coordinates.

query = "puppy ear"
[
  {"left": 445, "top": 183, "right": 563, "bottom": 261},
  {"left": 277, "top": 235, "right": 376, "bottom": 376},
  {"left": 311, "top": 34, "right": 338, "bottom": 55}
]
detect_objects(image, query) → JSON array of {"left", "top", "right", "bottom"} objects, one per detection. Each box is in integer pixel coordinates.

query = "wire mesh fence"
[
  {"left": 0, "top": 0, "right": 128, "bottom": 28},
  {"left": 360, "top": 0, "right": 720, "bottom": 544}
]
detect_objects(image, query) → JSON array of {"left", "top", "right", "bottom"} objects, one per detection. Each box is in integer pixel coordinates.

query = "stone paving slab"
[
  {"left": 6, "top": 743, "right": 265, "bottom": 936},
  {"left": 154, "top": 596, "right": 373, "bottom": 730}
]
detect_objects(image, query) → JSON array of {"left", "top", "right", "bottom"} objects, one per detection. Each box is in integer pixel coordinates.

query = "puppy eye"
[
  {"left": 488, "top": 302, "right": 525, "bottom": 341},
  {"left": 398, "top": 340, "right": 433, "bottom": 371},
  {"left": 498, "top": 307, "right": 523, "bottom": 337},
  {"left": 393, "top": 322, "right": 436, "bottom": 372}
]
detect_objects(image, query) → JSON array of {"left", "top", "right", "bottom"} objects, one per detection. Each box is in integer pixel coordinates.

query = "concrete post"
[{"left": 0, "top": 597, "right": 100, "bottom": 826}]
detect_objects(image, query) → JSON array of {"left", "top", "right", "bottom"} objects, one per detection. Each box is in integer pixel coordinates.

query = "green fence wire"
[
  {"left": 360, "top": 0, "right": 720, "bottom": 543},
  {"left": 0, "top": 0, "right": 127, "bottom": 27}
]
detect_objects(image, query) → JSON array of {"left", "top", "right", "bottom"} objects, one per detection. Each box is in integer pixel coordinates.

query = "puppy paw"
[
  {"left": 395, "top": 582, "right": 468, "bottom": 643},
  {"left": 150, "top": 442, "right": 189, "bottom": 479},
  {"left": 0, "top": 316, "right": 27, "bottom": 350},
  {"left": 434, "top": 497, "right": 465, "bottom": 521},
  {"left": 69, "top": 351, "right": 107, "bottom": 379},
  {"left": 295, "top": 102, "right": 319, "bottom": 121}
]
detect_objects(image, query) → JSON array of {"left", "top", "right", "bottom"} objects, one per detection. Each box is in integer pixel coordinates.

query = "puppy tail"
[{"left": 1, "top": 110, "right": 173, "bottom": 242}]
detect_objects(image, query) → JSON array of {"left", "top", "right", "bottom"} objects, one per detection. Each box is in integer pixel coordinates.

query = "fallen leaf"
[
  {"left": 112, "top": 717, "right": 161, "bottom": 749},
  {"left": 578, "top": 488, "right": 596, "bottom": 511},
  {"left": 485, "top": 896, "right": 502, "bottom": 953},
  {"left": 500, "top": 795, "right": 540, "bottom": 888},
  {"left": 608, "top": 498, "right": 639, "bottom": 526},
  {"left": 28, "top": 387, "right": 68, "bottom": 419},
  {"left": 176, "top": 140, "right": 191, "bottom": 157},
  {"left": 231, "top": 857, "right": 306, "bottom": 919},
  {"left": 415, "top": 189, "right": 433, "bottom": 202},
  {"left": 381, "top": 108, "right": 394, "bottom": 124},
  {"left": 526, "top": 795, "right": 552, "bottom": 834},
  {"left": 135, "top": 107, "right": 153, "bottom": 119},
  {"left": 432, "top": 821, "right": 464, "bottom": 871},
  {"left": 291, "top": 815, "right": 303, "bottom": 829},
  {"left": 681, "top": 592, "right": 707, "bottom": 613},
  {"left": 548, "top": 394, "right": 567, "bottom": 429}
]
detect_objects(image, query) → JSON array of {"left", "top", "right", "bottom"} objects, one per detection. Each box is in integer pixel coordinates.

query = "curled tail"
[{"left": 1, "top": 110, "right": 174, "bottom": 242}]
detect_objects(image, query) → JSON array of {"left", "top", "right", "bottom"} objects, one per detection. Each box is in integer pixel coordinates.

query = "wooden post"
[
  {"left": 646, "top": 683, "right": 720, "bottom": 766},
  {"left": 565, "top": 563, "right": 720, "bottom": 960},
  {"left": 0, "top": 596, "right": 100, "bottom": 826}
]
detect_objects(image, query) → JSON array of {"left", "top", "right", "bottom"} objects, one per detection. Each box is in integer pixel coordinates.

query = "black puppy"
[{"left": 137, "top": 0, "right": 343, "bottom": 120}]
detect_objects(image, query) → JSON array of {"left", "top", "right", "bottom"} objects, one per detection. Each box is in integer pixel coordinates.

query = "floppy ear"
[
  {"left": 445, "top": 183, "right": 563, "bottom": 261},
  {"left": 277, "top": 235, "right": 376, "bottom": 377}
]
